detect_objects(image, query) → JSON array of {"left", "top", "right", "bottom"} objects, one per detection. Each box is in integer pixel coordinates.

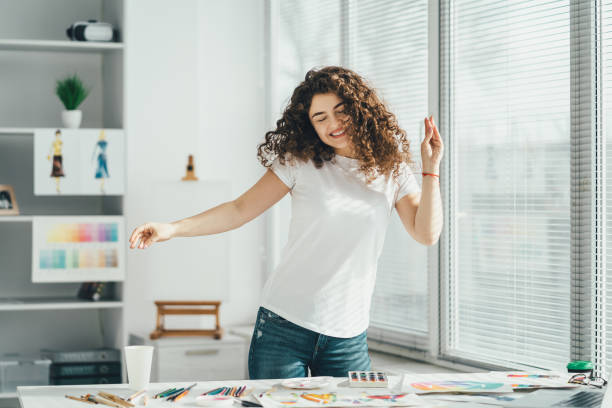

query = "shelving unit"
[
  {"left": 0, "top": 39, "right": 123, "bottom": 53},
  {"left": 0, "top": 0, "right": 126, "bottom": 403},
  {"left": 0, "top": 298, "right": 123, "bottom": 311}
]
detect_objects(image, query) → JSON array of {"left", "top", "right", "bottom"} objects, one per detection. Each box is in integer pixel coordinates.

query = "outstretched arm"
[{"left": 129, "top": 169, "right": 290, "bottom": 249}]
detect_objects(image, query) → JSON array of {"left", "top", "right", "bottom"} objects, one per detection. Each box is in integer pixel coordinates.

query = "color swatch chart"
[
  {"left": 39, "top": 248, "right": 118, "bottom": 269},
  {"left": 46, "top": 223, "right": 119, "bottom": 243}
]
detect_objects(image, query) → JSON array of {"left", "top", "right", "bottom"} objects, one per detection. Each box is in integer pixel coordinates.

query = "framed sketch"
[
  {"left": 32, "top": 216, "right": 125, "bottom": 282},
  {"left": 0, "top": 185, "right": 19, "bottom": 215},
  {"left": 34, "top": 128, "right": 125, "bottom": 195}
]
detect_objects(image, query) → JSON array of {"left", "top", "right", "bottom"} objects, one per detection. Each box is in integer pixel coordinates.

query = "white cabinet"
[
  {"left": 129, "top": 334, "right": 248, "bottom": 381},
  {"left": 0, "top": 0, "right": 126, "bottom": 403}
]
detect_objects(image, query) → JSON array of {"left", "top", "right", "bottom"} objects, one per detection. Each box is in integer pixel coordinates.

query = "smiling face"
[{"left": 309, "top": 92, "right": 355, "bottom": 158}]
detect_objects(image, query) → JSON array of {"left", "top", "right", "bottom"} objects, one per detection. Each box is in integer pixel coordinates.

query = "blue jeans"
[{"left": 248, "top": 307, "right": 371, "bottom": 379}]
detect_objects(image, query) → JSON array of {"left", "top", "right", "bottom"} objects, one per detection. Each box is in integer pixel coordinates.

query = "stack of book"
[{"left": 41, "top": 348, "right": 122, "bottom": 385}]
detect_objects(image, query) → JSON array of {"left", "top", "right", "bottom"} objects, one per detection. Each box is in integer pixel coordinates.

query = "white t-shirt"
[{"left": 261, "top": 155, "right": 421, "bottom": 338}]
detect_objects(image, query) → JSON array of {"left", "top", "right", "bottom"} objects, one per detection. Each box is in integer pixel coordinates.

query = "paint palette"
[
  {"left": 348, "top": 371, "right": 389, "bottom": 388},
  {"left": 281, "top": 376, "right": 333, "bottom": 389}
]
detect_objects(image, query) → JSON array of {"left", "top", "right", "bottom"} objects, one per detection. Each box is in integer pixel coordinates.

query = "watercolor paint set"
[{"left": 348, "top": 371, "right": 389, "bottom": 388}]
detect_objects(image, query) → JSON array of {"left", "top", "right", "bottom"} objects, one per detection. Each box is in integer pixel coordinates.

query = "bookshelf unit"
[{"left": 0, "top": 0, "right": 126, "bottom": 402}]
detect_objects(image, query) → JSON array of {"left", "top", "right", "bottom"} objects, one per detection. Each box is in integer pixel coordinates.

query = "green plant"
[{"left": 55, "top": 74, "right": 90, "bottom": 110}]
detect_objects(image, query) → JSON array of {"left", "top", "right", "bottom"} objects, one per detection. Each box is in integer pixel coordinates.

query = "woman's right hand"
[{"left": 129, "top": 222, "right": 175, "bottom": 249}]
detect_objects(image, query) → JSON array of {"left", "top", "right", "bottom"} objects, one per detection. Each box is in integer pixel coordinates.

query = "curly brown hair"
[{"left": 257, "top": 66, "right": 412, "bottom": 183}]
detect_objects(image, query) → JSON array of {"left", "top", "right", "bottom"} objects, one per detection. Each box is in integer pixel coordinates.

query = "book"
[
  {"left": 50, "top": 375, "right": 122, "bottom": 385},
  {"left": 50, "top": 362, "right": 121, "bottom": 378},
  {"left": 41, "top": 348, "right": 121, "bottom": 363}
]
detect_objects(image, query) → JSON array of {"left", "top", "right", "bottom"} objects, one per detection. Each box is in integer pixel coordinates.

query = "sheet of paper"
[
  {"left": 395, "top": 372, "right": 580, "bottom": 395},
  {"left": 255, "top": 388, "right": 425, "bottom": 407},
  {"left": 397, "top": 372, "right": 514, "bottom": 394}
]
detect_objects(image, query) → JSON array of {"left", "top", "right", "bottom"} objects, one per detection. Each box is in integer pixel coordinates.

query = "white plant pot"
[{"left": 61, "top": 109, "right": 82, "bottom": 128}]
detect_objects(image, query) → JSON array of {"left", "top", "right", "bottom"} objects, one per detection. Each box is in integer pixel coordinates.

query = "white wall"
[{"left": 124, "top": 0, "right": 266, "bottom": 338}]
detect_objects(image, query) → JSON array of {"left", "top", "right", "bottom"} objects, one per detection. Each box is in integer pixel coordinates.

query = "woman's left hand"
[{"left": 421, "top": 115, "right": 444, "bottom": 174}]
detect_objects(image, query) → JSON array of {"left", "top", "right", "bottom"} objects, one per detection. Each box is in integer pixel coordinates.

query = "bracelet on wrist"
[{"left": 422, "top": 172, "right": 439, "bottom": 178}]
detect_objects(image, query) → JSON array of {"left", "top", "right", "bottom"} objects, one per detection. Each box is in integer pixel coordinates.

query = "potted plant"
[{"left": 55, "top": 74, "right": 90, "bottom": 128}]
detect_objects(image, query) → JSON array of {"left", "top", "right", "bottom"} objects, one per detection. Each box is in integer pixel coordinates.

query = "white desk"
[{"left": 17, "top": 375, "right": 596, "bottom": 408}]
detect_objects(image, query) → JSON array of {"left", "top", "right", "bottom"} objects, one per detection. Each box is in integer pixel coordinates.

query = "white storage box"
[
  {"left": 0, "top": 354, "right": 51, "bottom": 393},
  {"left": 129, "top": 333, "right": 247, "bottom": 381}
]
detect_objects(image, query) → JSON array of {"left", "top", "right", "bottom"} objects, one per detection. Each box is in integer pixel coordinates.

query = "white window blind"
[
  {"left": 445, "top": 0, "right": 571, "bottom": 369},
  {"left": 345, "top": 0, "right": 430, "bottom": 346},
  {"left": 604, "top": 0, "right": 612, "bottom": 371},
  {"left": 272, "top": 0, "right": 430, "bottom": 347}
]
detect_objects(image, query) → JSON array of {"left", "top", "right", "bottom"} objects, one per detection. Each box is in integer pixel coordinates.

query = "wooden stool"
[{"left": 150, "top": 301, "right": 223, "bottom": 340}]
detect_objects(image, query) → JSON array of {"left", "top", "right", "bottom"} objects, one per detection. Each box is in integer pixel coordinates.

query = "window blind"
[
  {"left": 344, "top": 0, "right": 430, "bottom": 347},
  {"left": 443, "top": 0, "right": 571, "bottom": 369},
  {"left": 603, "top": 0, "right": 612, "bottom": 372},
  {"left": 271, "top": 0, "right": 431, "bottom": 348}
]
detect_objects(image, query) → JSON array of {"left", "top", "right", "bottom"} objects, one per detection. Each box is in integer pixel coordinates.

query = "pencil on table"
[
  {"left": 127, "top": 390, "right": 145, "bottom": 402},
  {"left": 98, "top": 392, "right": 134, "bottom": 408},
  {"left": 65, "top": 395, "right": 97, "bottom": 405},
  {"left": 170, "top": 383, "right": 197, "bottom": 402},
  {"left": 90, "top": 396, "right": 123, "bottom": 408}
]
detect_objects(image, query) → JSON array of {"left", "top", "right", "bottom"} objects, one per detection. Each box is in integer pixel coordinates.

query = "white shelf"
[
  {"left": 0, "top": 392, "right": 17, "bottom": 399},
  {"left": 0, "top": 297, "right": 123, "bottom": 311},
  {"left": 0, "top": 128, "right": 124, "bottom": 135},
  {"left": 0, "top": 128, "right": 34, "bottom": 135},
  {"left": 0, "top": 216, "right": 33, "bottom": 222},
  {"left": 0, "top": 39, "right": 123, "bottom": 53}
]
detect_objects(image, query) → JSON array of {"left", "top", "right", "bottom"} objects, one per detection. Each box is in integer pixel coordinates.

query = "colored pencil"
[
  {"left": 127, "top": 390, "right": 145, "bottom": 402},
  {"left": 164, "top": 388, "right": 185, "bottom": 400},
  {"left": 155, "top": 388, "right": 175, "bottom": 398},
  {"left": 169, "top": 383, "right": 197, "bottom": 402},
  {"left": 202, "top": 386, "right": 224, "bottom": 396}
]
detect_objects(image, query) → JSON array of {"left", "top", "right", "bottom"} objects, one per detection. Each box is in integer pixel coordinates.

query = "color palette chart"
[
  {"left": 32, "top": 216, "right": 125, "bottom": 282},
  {"left": 39, "top": 248, "right": 118, "bottom": 269},
  {"left": 46, "top": 223, "right": 119, "bottom": 243}
]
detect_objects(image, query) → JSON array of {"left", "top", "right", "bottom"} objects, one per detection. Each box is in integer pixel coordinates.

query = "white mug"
[{"left": 124, "top": 346, "right": 154, "bottom": 390}]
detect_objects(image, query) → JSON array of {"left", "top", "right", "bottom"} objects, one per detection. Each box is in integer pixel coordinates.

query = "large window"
[
  {"left": 270, "top": 0, "right": 431, "bottom": 347},
  {"left": 270, "top": 0, "right": 611, "bottom": 374},
  {"left": 443, "top": 0, "right": 571, "bottom": 369}
]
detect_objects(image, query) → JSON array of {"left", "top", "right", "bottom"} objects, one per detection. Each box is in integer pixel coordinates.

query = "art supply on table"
[
  {"left": 127, "top": 389, "right": 145, "bottom": 401},
  {"left": 201, "top": 385, "right": 249, "bottom": 397},
  {"left": 348, "top": 371, "right": 389, "bottom": 388},
  {"left": 281, "top": 376, "right": 333, "bottom": 389},
  {"left": 233, "top": 398, "right": 263, "bottom": 407},
  {"left": 168, "top": 383, "right": 197, "bottom": 402},
  {"left": 155, "top": 387, "right": 177, "bottom": 398},
  {"left": 195, "top": 395, "right": 235, "bottom": 407},
  {"left": 65, "top": 394, "right": 97, "bottom": 405},
  {"left": 507, "top": 374, "right": 560, "bottom": 379},
  {"left": 163, "top": 388, "right": 185, "bottom": 399},
  {"left": 98, "top": 391, "right": 135, "bottom": 408},
  {"left": 142, "top": 394, "right": 148, "bottom": 406},
  {"left": 90, "top": 395, "right": 124, "bottom": 408}
]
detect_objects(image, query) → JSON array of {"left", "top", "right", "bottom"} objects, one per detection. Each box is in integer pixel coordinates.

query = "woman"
[{"left": 129, "top": 66, "right": 443, "bottom": 379}]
